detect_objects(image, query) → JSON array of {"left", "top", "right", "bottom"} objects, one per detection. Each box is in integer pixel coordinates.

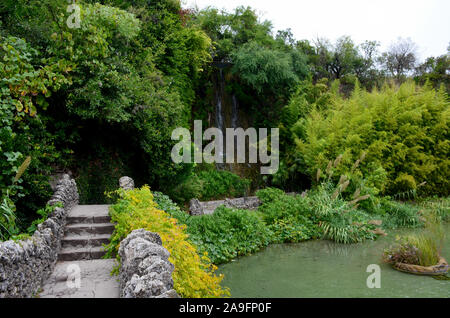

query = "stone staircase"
[
  {"left": 58, "top": 205, "right": 114, "bottom": 261},
  {"left": 40, "top": 205, "right": 119, "bottom": 298}
]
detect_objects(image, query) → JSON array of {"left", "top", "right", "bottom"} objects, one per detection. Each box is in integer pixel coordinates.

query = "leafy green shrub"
[
  {"left": 255, "top": 187, "right": 286, "bottom": 205},
  {"left": 176, "top": 206, "right": 271, "bottom": 264},
  {"left": 154, "top": 191, "right": 272, "bottom": 264},
  {"left": 291, "top": 81, "right": 449, "bottom": 197},
  {"left": 198, "top": 171, "right": 251, "bottom": 200},
  {"left": 0, "top": 35, "right": 69, "bottom": 225},
  {"left": 153, "top": 191, "right": 190, "bottom": 224},
  {"left": 169, "top": 170, "right": 251, "bottom": 204},
  {"left": 376, "top": 199, "right": 421, "bottom": 229},
  {"left": 167, "top": 174, "right": 204, "bottom": 204},
  {"left": 392, "top": 174, "right": 417, "bottom": 194},
  {"left": 258, "top": 159, "right": 379, "bottom": 244},
  {"left": 268, "top": 217, "right": 313, "bottom": 243},
  {"left": 257, "top": 191, "right": 309, "bottom": 224}
]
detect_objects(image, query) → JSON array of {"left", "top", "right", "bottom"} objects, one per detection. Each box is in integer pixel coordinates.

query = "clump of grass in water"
[
  {"left": 414, "top": 211, "right": 444, "bottom": 267},
  {"left": 384, "top": 211, "right": 446, "bottom": 268}
]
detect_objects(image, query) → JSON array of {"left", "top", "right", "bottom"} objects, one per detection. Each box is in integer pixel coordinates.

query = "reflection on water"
[{"left": 218, "top": 224, "right": 450, "bottom": 298}]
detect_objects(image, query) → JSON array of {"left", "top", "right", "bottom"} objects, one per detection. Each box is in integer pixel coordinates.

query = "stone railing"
[
  {"left": 189, "top": 192, "right": 298, "bottom": 216},
  {"left": 0, "top": 174, "right": 79, "bottom": 298},
  {"left": 118, "top": 229, "right": 178, "bottom": 298}
]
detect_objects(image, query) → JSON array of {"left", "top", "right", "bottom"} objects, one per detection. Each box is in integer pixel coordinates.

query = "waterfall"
[
  {"left": 231, "top": 94, "right": 239, "bottom": 129},
  {"left": 215, "top": 69, "right": 225, "bottom": 133},
  {"left": 215, "top": 69, "right": 225, "bottom": 165}
]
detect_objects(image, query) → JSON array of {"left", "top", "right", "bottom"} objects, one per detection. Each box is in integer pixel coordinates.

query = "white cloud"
[{"left": 182, "top": 0, "right": 450, "bottom": 61}]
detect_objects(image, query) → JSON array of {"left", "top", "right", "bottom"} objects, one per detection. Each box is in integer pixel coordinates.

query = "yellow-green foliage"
[
  {"left": 106, "top": 186, "right": 230, "bottom": 298},
  {"left": 295, "top": 81, "right": 449, "bottom": 196}
]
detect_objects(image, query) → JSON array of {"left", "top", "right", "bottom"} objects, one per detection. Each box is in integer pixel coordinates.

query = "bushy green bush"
[
  {"left": 374, "top": 198, "right": 421, "bottom": 229},
  {"left": 168, "top": 170, "right": 251, "bottom": 204},
  {"left": 198, "top": 170, "right": 251, "bottom": 200},
  {"left": 154, "top": 191, "right": 271, "bottom": 264},
  {"left": 267, "top": 217, "right": 313, "bottom": 243},
  {"left": 290, "top": 81, "right": 449, "bottom": 197},
  {"left": 1, "top": 1, "right": 213, "bottom": 206},
  {"left": 153, "top": 191, "right": 189, "bottom": 223},
  {"left": 257, "top": 161, "right": 380, "bottom": 244},
  {"left": 257, "top": 185, "right": 376, "bottom": 244},
  {"left": 184, "top": 206, "right": 272, "bottom": 264},
  {"left": 255, "top": 187, "right": 286, "bottom": 205},
  {"left": 0, "top": 35, "right": 70, "bottom": 226},
  {"left": 105, "top": 187, "right": 229, "bottom": 298}
]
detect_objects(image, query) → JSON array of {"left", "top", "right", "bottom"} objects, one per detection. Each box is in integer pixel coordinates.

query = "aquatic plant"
[{"left": 384, "top": 211, "right": 445, "bottom": 267}]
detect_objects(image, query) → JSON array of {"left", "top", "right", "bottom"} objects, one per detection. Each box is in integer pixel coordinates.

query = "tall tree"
[{"left": 380, "top": 37, "right": 417, "bottom": 82}]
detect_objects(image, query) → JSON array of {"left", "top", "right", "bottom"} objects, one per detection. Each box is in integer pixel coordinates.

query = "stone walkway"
[{"left": 40, "top": 205, "right": 119, "bottom": 298}]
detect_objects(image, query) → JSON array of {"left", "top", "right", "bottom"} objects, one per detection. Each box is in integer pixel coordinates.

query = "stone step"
[
  {"left": 61, "top": 234, "right": 111, "bottom": 249},
  {"left": 64, "top": 223, "right": 115, "bottom": 236},
  {"left": 58, "top": 246, "right": 108, "bottom": 261},
  {"left": 66, "top": 205, "right": 111, "bottom": 225},
  {"left": 39, "top": 259, "right": 119, "bottom": 298},
  {"left": 66, "top": 215, "right": 111, "bottom": 225}
]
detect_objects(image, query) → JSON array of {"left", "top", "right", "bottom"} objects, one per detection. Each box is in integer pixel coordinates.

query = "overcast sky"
[{"left": 182, "top": 0, "right": 450, "bottom": 62}]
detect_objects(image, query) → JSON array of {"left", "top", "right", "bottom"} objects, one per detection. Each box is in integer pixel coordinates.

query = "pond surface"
[{"left": 218, "top": 224, "right": 450, "bottom": 298}]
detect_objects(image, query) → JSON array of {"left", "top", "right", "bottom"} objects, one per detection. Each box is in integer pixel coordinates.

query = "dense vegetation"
[
  {"left": 153, "top": 158, "right": 448, "bottom": 265},
  {"left": 276, "top": 81, "right": 449, "bottom": 197},
  {"left": 105, "top": 186, "right": 229, "bottom": 298},
  {"left": 0, "top": 0, "right": 213, "bottom": 235},
  {"left": 168, "top": 168, "right": 250, "bottom": 204}
]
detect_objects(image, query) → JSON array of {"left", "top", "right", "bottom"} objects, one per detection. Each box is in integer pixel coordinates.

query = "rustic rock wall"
[
  {"left": 189, "top": 196, "right": 262, "bottom": 215},
  {"left": 119, "top": 229, "right": 178, "bottom": 298},
  {"left": 0, "top": 174, "right": 79, "bottom": 298},
  {"left": 189, "top": 192, "right": 299, "bottom": 215}
]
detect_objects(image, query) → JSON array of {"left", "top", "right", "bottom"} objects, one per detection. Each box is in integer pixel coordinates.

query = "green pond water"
[{"left": 218, "top": 224, "right": 450, "bottom": 298}]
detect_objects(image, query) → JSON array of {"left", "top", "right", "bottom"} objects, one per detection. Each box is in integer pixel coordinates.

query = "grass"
[{"left": 384, "top": 211, "right": 445, "bottom": 267}]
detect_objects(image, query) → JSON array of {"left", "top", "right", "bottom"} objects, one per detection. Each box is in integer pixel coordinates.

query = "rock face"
[
  {"left": 0, "top": 174, "right": 79, "bottom": 298},
  {"left": 119, "top": 177, "right": 134, "bottom": 191},
  {"left": 118, "top": 229, "right": 179, "bottom": 298}
]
